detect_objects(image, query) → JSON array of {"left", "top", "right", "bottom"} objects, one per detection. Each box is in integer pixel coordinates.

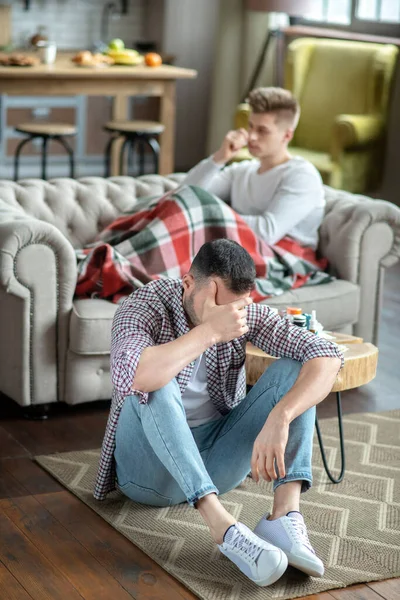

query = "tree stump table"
[{"left": 245, "top": 333, "right": 379, "bottom": 484}]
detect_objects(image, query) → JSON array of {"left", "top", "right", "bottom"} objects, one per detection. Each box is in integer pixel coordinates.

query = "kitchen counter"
[
  {"left": 0, "top": 53, "right": 197, "bottom": 175},
  {"left": 0, "top": 52, "right": 196, "bottom": 80}
]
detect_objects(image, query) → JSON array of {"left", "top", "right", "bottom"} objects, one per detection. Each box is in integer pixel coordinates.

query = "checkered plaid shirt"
[{"left": 94, "top": 278, "right": 343, "bottom": 500}]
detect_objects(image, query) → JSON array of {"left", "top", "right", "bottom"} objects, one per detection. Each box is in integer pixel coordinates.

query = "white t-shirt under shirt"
[
  {"left": 183, "top": 155, "right": 325, "bottom": 250},
  {"left": 181, "top": 354, "right": 222, "bottom": 427}
]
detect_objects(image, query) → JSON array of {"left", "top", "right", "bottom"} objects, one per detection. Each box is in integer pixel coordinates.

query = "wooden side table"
[{"left": 245, "top": 333, "right": 379, "bottom": 484}]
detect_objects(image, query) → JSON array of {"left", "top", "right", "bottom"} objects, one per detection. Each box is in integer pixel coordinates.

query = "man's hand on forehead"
[{"left": 199, "top": 279, "right": 253, "bottom": 344}]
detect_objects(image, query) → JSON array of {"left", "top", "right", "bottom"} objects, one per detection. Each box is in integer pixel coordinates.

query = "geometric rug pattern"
[{"left": 36, "top": 409, "right": 400, "bottom": 600}]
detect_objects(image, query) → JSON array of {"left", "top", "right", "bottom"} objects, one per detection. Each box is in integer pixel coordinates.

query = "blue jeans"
[{"left": 114, "top": 358, "right": 315, "bottom": 508}]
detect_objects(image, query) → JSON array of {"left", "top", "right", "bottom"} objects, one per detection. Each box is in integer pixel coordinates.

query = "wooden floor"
[{"left": 0, "top": 264, "right": 399, "bottom": 600}]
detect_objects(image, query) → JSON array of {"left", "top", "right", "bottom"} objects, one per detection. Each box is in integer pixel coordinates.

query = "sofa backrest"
[{"left": 0, "top": 176, "right": 184, "bottom": 248}]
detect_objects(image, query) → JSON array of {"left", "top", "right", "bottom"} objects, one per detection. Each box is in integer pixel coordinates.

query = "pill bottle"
[
  {"left": 286, "top": 306, "right": 302, "bottom": 323},
  {"left": 293, "top": 314, "right": 307, "bottom": 328},
  {"left": 309, "top": 310, "right": 318, "bottom": 334}
]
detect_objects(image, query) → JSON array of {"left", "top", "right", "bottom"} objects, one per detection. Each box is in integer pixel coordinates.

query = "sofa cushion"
[
  {"left": 70, "top": 299, "right": 118, "bottom": 355},
  {"left": 70, "top": 279, "right": 360, "bottom": 356},
  {"left": 264, "top": 279, "right": 360, "bottom": 332}
]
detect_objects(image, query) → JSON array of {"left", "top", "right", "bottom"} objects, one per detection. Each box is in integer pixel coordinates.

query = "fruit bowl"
[{"left": 105, "top": 41, "right": 144, "bottom": 66}]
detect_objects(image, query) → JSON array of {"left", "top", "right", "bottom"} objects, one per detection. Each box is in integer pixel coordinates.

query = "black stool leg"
[
  {"left": 41, "top": 136, "right": 49, "bottom": 180},
  {"left": 55, "top": 136, "right": 75, "bottom": 178},
  {"left": 119, "top": 137, "right": 131, "bottom": 176},
  {"left": 127, "top": 135, "right": 138, "bottom": 177},
  {"left": 14, "top": 136, "right": 33, "bottom": 181},
  {"left": 315, "top": 391, "right": 345, "bottom": 484},
  {"left": 146, "top": 136, "right": 160, "bottom": 174},
  {"left": 138, "top": 137, "right": 146, "bottom": 176},
  {"left": 104, "top": 135, "right": 118, "bottom": 177}
]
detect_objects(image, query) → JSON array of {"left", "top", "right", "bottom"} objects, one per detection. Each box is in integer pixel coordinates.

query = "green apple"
[{"left": 108, "top": 38, "right": 125, "bottom": 51}]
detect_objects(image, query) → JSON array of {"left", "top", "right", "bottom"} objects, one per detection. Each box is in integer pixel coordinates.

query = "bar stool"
[
  {"left": 14, "top": 123, "right": 76, "bottom": 181},
  {"left": 104, "top": 120, "right": 165, "bottom": 177}
]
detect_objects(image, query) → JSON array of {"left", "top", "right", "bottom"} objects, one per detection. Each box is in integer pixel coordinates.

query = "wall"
[
  {"left": 161, "top": 0, "right": 220, "bottom": 170},
  {"left": 8, "top": 0, "right": 145, "bottom": 50},
  {"left": 206, "top": 1, "right": 274, "bottom": 155}
]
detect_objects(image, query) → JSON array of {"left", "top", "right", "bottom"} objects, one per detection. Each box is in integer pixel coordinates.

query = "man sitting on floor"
[
  {"left": 94, "top": 239, "right": 343, "bottom": 587},
  {"left": 183, "top": 86, "right": 324, "bottom": 250}
]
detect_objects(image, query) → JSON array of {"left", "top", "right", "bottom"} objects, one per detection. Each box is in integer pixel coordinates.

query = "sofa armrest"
[
  {"left": 319, "top": 187, "right": 400, "bottom": 343},
  {"left": 0, "top": 218, "right": 77, "bottom": 406},
  {"left": 332, "top": 114, "right": 384, "bottom": 160}
]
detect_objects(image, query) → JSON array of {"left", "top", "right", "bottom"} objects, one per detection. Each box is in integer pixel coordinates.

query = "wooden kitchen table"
[{"left": 0, "top": 53, "right": 197, "bottom": 175}]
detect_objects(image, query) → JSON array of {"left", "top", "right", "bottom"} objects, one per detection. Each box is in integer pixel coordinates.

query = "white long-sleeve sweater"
[{"left": 183, "top": 156, "right": 325, "bottom": 249}]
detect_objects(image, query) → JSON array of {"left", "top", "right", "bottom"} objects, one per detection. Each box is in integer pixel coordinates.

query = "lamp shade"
[{"left": 245, "top": 0, "right": 315, "bottom": 17}]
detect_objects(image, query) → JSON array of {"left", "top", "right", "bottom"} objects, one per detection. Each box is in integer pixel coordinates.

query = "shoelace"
[
  {"left": 229, "top": 527, "right": 264, "bottom": 563},
  {"left": 288, "top": 516, "right": 315, "bottom": 554}
]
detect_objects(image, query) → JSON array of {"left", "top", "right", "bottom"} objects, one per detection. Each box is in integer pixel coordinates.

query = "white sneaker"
[
  {"left": 218, "top": 522, "right": 288, "bottom": 587},
  {"left": 254, "top": 511, "right": 324, "bottom": 578}
]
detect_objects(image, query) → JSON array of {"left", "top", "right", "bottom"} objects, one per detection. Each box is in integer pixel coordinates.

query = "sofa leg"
[{"left": 23, "top": 404, "right": 51, "bottom": 420}]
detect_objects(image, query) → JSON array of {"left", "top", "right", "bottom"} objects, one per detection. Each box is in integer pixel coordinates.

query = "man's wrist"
[
  {"left": 197, "top": 322, "right": 220, "bottom": 347},
  {"left": 212, "top": 151, "right": 227, "bottom": 166},
  {"left": 269, "top": 402, "right": 293, "bottom": 426}
]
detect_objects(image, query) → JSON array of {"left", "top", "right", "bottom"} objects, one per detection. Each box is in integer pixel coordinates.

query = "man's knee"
[
  {"left": 146, "top": 378, "right": 181, "bottom": 403},
  {"left": 265, "top": 358, "right": 302, "bottom": 395},
  {"left": 266, "top": 357, "right": 302, "bottom": 376}
]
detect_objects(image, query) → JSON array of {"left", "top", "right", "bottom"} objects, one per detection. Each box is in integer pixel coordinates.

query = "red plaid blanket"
[{"left": 75, "top": 185, "right": 331, "bottom": 303}]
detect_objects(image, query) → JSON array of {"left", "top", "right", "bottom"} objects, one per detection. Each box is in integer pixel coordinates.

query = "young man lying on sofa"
[
  {"left": 94, "top": 239, "right": 343, "bottom": 587},
  {"left": 183, "top": 86, "right": 324, "bottom": 250}
]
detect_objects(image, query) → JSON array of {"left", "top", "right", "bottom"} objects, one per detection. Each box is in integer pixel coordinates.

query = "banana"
[
  {"left": 106, "top": 48, "right": 138, "bottom": 57},
  {"left": 106, "top": 48, "right": 144, "bottom": 65}
]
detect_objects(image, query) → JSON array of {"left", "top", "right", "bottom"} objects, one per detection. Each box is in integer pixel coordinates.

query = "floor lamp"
[{"left": 242, "top": 0, "right": 315, "bottom": 102}]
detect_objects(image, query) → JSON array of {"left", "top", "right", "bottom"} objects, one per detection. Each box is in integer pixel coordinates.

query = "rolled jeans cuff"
[
  {"left": 273, "top": 471, "right": 312, "bottom": 494},
  {"left": 188, "top": 484, "right": 219, "bottom": 508}
]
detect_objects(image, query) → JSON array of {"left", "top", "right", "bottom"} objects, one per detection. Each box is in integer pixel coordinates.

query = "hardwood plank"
[
  {"left": 0, "top": 510, "right": 84, "bottom": 600},
  {"left": 2, "top": 457, "right": 64, "bottom": 495},
  {"left": 367, "top": 579, "right": 400, "bottom": 600},
  {"left": 1, "top": 496, "right": 136, "bottom": 600},
  {"left": 38, "top": 490, "right": 200, "bottom": 600},
  {"left": 0, "top": 461, "right": 30, "bottom": 500},
  {"left": 0, "top": 560, "right": 34, "bottom": 599},
  {"left": 5, "top": 458, "right": 197, "bottom": 600},
  {"left": 296, "top": 595, "right": 336, "bottom": 600},
  {"left": 329, "top": 583, "right": 388, "bottom": 599},
  {"left": 1, "top": 406, "right": 108, "bottom": 456},
  {"left": 0, "top": 426, "right": 29, "bottom": 460}
]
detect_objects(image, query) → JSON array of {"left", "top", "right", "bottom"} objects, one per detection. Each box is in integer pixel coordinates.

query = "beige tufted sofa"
[{"left": 0, "top": 175, "right": 399, "bottom": 410}]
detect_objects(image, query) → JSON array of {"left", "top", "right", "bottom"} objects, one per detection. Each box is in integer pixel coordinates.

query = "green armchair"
[{"left": 234, "top": 37, "right": 398, "bottom": 194}]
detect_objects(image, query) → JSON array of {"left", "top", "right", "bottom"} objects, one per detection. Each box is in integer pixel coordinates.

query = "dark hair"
[{"left": 190, "top": 239, "right": 256, "bottom": 293}]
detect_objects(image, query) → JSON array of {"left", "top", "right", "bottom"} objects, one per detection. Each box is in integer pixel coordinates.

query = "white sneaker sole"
[
  {"left": 219, "top": 548, "right": 288, "bottom": 587},
  {"left": 254, "top": 551, "right": 289, "bottom": 587},
  {"left": 287, "top": 552, "right": 324, "bottom": 578}
]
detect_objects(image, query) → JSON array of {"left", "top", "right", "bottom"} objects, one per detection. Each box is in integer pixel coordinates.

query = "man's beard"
[{"left": 183, "top": 292, "right": 200, "bottom": 327}]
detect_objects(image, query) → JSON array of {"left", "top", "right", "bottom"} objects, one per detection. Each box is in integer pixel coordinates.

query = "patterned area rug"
[{"left": 36, "top": 410, "right": 400, "bottom": 600}]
